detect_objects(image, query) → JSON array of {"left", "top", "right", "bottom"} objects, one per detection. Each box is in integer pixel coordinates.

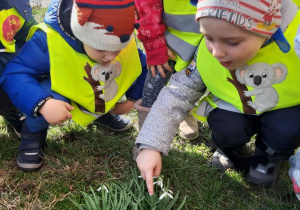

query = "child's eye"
[
  {"left": 227, "top": 42, "right": 239, "bottom": 46},
  {"left": 205, "top": 36, "right": 213, "bottom": 41}
]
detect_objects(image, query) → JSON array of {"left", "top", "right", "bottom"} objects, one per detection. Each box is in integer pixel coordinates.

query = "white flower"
[
  {"left": 97, "top": 185, "right": 109, "bottom": 193},
  {"left": 153, "top": 180, "right": 163, "bottom": 189},
  {"left": 159, "top": 189, "right": 174, "bottom": 200}
]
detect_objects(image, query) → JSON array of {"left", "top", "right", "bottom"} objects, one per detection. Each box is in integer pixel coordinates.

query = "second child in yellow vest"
[
  {"left": 0, "top": 0, "right": 37, "bottom": 137},
  {"left": 0, "top": 0, "right": 147, "bottom": 172},
  {"left": 134, "top": 0, "right": 300, "bottom": 195},
  {"left": 134, "top": 0, "right": 203, "bottom": 141}
]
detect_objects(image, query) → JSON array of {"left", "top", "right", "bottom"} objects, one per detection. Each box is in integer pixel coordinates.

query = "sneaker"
[
  {"left": 2, "top": 108, "right": 26, "bottom": 138},
  {"left": 212, "top": 148, "right": 234, "bottom": 171},
  {"left": 94, "top": 113, "right": 133, "bottom": 131},
  {"left": 247, "top": 160, "right": 281, "bottom": 186},
  {"left": 17, "top": 125, "right": 47, "bottom": 172},
  {"left": 179, "top": 111, "right": 199, "bottom": 141}
]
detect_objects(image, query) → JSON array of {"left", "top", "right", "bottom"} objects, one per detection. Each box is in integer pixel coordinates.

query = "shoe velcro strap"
[
  {"left": 19, "top": 140, "right": 41, "bottom": 151},
  {"left": 21, "top": 130, "right": 47, "bottom": 142}
]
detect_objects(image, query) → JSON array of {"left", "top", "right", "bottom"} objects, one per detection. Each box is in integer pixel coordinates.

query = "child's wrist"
[{"left": 33, "top": 96, "right": 53, "bottom": 117}]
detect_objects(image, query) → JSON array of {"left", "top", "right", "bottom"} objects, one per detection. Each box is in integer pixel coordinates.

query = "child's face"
[
  {"left": 199, "top": 18, "right": 267, "bottom": 70},
  {"left": 83, "top": 44, "right": 121, "bottom": 66}
]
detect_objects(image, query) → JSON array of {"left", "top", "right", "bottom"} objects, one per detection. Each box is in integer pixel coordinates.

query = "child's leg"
[
  {"left": 179, "top": 110, "right": 199, "bottom": 140},
  {"left": 248, "top": 105, "right": 300, "bottom": 185},
  {"left": 18, "top": 79, "right": 70, "bottom": 172},
  {"left": 142, "top": 68, "right": 172, "bottom": 108},
  {"left": 258, "top": 105, "right": 300, "bottom": 156},
  {"left": 207, "top": 108, "right": 258, "bottom": 170},
  {"left": 0, "top": 88, "right": 25, "bottom": 137},
  {"left": 135, "top": 64, "right": 172, "bottom": 130}
]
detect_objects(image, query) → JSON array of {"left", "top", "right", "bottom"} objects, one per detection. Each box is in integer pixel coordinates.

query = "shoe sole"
[
  {"left": 17, "top": 159, "right": 43, "bottom": 172},
  {"left": 247, "top": 167, "right": 278, "bottom": 186},
  {"left": 99, "top": 121, "right": 134, "bottom": 132},
  {"left": 179, "top": 132, "right": 199, "bottom": 141}
]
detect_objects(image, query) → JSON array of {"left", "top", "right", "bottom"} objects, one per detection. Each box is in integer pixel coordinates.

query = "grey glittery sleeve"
[{"left": 135, "top": 60, "right": 206, "bottom": 156}]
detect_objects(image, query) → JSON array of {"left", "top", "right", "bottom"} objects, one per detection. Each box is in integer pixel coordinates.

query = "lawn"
[{"left": 0, "top": 4, "right": 299, "bottom": 210}]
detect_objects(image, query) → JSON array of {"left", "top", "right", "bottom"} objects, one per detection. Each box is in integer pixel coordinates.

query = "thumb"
[
  {"left": 64, "top": 103, "right": 73, "bottom": 119},
  {"left": 167, "top": 48, "right": 176, "bottom": 60},
  {"left": 64, "top": 102, "right": 74, "bottom": 111}
]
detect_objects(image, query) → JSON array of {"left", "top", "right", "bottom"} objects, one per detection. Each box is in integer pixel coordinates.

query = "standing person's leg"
[
  {"left": 142, "top": 69, "right": 173, "bottom": 108},
  {"left": 207, "top": 108, "right": 258, "bottom": 171},
  {"left": 248, "top": 105, "right": 300, "bottom": 185},
  {"left": 18, "top": 79, "right": 70, "bottom": 171},
  {"left": 135, "top": 66, "right": 172, "bottom": 129}
]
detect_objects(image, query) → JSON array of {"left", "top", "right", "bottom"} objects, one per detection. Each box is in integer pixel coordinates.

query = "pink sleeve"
[{"left": 135, "top": 0, "right": 169, "bottom": 65}]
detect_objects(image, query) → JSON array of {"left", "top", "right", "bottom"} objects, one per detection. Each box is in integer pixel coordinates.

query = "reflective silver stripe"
[
  {"left": 164, "top": 13, "right": 200, "bottom": 34},
  {"left": 165, "top": 32, "right": 197, "bottom": 62}
]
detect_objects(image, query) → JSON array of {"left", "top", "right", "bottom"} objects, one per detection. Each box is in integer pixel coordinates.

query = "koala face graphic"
[
  {"left": 242, "top": 64, "right": 275, "bottom": 89},
  {"left": 236, "top": 63, "right": 288, "bottom": 89},
  {"left": 235, "top": 62, "right": 288, "bottom": 112}
]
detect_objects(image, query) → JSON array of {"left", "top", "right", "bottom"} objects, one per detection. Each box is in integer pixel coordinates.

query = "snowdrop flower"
[
  {"left": 97, "top": 185, "right": 109, "bottom": 193},
  {"left": 153, "top": 178, "right": 163, "bottom": 189},
  {"left": 159, "top": 188, "right": 174, "bottom": 200}
]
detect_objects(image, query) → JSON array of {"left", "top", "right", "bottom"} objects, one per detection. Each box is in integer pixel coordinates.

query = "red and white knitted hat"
[
  {"left": 196, "top": 0, "right": 283, "bottom": 37},
  {"left": 71, "top": 0, "right": 136, "bottom": 51},
  {"left": 196, "top": 0, "right": 298, "bottom": 52}
]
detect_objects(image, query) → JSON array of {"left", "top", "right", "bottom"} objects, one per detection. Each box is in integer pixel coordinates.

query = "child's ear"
[{"left": 77, "top": 7, "right": 93, "bottom": 26}]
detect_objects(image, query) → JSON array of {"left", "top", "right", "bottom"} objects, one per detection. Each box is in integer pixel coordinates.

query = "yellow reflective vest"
[
  {"left": 28, "top": 23, "right": 141, "bottom": 126},
  {"left": 195, "top": 12, "right": 300, "bottom": 120},
  {"left": 0, "top": 7, "right": 25, "bottom": 53},
  {"left": 293, "top": 0, "right": 300, "bottom": 8},
  {"left": 163, "top": 0, "right": 203, "bottom": 71}
]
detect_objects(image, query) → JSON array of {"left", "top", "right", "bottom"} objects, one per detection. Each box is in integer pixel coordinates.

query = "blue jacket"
[{"left": 0, "top": 0, "right": 147, "bottom": 118}]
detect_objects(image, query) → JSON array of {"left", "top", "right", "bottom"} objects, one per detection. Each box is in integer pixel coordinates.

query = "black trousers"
[
  {"left": 0, "top": 88, "right": 14, "bottom": 108},
  {"left": 207, "top": 105, "right": 300, "bottom": 157}
]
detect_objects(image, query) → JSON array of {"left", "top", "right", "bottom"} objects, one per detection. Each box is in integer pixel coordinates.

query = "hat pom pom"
[{"left": 134, "top": 23, "right": 140, "bottom": 29}]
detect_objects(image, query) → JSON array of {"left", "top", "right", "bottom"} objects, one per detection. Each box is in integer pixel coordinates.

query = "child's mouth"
[{"left": 219, "top": 61, "right": 231, "bottom": 67}]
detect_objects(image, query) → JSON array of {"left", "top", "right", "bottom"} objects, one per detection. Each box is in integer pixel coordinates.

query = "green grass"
[
  {"left": 0, "top": 5, "right": 299, "bottom": 209},
  {"left": 0, "top": 114, "right": 299, "bottom": 209}
]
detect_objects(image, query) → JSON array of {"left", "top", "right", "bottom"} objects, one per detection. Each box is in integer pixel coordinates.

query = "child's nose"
[
  {"left": 104, "top": 51, "right": 120, "bottom": 62},
  {"left": 105, "top": 53, "right": 117, "bottom": 62},
  {"left": 212, "top": 45, "right": 225, "bottom": 58}
]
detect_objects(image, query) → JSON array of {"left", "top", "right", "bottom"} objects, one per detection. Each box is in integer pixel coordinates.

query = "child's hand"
[
  {"left": 136, "top": 148, "right": 162, "bottom": 195},
  {"left": 109, "top": 100, "right": 134, "bottom": 115},
  {"left": 39, "top": 98, "right": 73, "bottom": 125},
  {"left": 148, "top": 47, "right": 176, "bottom": 78}
]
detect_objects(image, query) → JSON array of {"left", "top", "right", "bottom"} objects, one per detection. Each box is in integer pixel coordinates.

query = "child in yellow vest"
[
  {"left": 0, "top": 0, "right": 37, "bottom": 137},
  {"left": 0, "top": 0, "right": 147, "bottom": 171},
  {"left": 135, "top": 0, "right": 300, "bottom": 195}
]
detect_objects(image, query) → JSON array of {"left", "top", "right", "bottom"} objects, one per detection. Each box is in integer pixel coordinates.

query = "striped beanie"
[
  {"left": 71, "top": 0, "right": 136, "bottom": 51},
  {"left": 196, "top": 0, "right": 291, "bottom": 52}
]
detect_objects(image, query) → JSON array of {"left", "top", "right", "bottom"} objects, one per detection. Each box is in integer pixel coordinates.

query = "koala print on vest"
[
  {"left": 91, "top": 62, "right": 122, "bottom": 102},
  {"left": 236, "top": 62, "right": 288, "bottom": 112}
]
